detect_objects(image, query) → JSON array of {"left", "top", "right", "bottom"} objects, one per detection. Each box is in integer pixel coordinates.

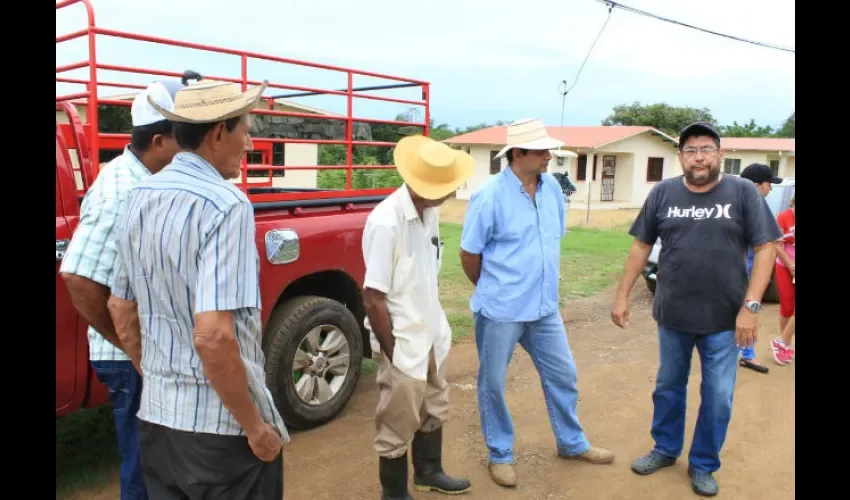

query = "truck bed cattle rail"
[{"left": 56, "top": 0, "right": 430, "bottom": 203}]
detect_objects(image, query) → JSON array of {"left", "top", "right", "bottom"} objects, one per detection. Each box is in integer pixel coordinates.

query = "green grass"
[
  {"left": 56, "top": 404, "right": 120, "bottom": 493},
  {"left": 361, "top": 358, "right": 378, "bottom": 375},
  {"left": 436, "top": 221, "right": 634, "bottom": 341},
  {"left": 558, "top": 225, "right": 636, "bottom": 298},
  {"left": 56, "top": 221, "right": 633, "bottom": 494}
]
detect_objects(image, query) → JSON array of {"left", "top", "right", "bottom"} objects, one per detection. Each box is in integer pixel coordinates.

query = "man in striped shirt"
[
  {"left": 59, "top": 78, "right": 185, "bottom": 500},
  {"left": 107, "top": 79, "right": 286, "bottom": 500}
]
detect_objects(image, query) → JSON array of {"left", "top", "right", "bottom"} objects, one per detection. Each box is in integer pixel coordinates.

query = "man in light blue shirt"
[{"left": 459, "top": 118, "right": 613, "bottom": 488}]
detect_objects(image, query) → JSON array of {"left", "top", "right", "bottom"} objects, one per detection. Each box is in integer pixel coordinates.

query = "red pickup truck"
[{"left": 56, "top": 0, "right": 431, "bottom": 430}]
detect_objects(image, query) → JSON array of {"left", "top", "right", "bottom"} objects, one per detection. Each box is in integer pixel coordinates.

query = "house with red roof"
[
  {"left": 713, "top": 137, "right": 795, "bottom": 179},
  {"left": 443, "top": 125, "right": 795, "bottom": 206}
]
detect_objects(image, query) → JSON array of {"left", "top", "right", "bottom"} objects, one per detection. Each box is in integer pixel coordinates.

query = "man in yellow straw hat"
[
  {"left": 459, "top": 118, "right": 614, "bottom": 488},
  {"left": 107, "top": 79, "right": 286, "bottom": 499},
  {"left": 362, "top": 134, "right": 474, "bottom": 499}
]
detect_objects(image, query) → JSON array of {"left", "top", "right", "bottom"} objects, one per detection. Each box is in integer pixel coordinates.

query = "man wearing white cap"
[
  {"left": 459, "top": 118, "right": 614, "bottom": 487},
  {"left": 362, "top": 134, "right": 474, "bottom": 499},
  {"left": 107, "top": 79, "right": 286, "bottom": 499},
  {"left": 60, "top": 76, "right": 187, "bottom": 500}
]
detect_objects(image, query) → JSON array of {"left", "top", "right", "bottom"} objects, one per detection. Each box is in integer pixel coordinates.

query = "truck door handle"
[{"left": 56, "top": 239, "right": 69, "bottom": 261}]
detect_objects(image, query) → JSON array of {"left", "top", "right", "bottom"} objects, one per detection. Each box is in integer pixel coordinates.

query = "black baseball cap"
[
  {"left": 740, "top": 163, "right": 782, "bottom": 184},
  {"left": 678, "top": 121, "right": 721, "bottom": 147}
]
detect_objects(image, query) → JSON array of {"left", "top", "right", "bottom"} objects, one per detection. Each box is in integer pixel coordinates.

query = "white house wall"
[
  {"left": 615, "top": 133, "right": 680, "bottom": 205},
  {"left": 450, "top": 134, "right": 795, "bottom": 205},
  {"left": 680, "top": 150, "right": 796, "bottom": 180},
  {"left": 275, "top": 143, "right": 319, "bottom": 189},
  {"left": 785, "top": 156, "right": 795, "bottom": 177},
  {"left": 455, "top": 146, "right": 503, "bottom": 200},
  {"left": 455, "top": 134, "right": 680, "bottom": 205},
  {"left": 568, "top": 133, "right": 679, "bottom": 205},
  {"left": 716, "top": 150, "right": 768, "bottom": 175}
]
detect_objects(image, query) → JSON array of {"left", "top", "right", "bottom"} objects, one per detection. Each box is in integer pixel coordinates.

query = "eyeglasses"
[{"left": 681, "top": 146, "right": 719, "bottom": 156}]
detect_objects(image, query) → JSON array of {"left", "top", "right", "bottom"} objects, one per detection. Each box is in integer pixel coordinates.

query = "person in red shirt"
[{"left": 770, "top": 193, "right": 795, "bottom": 364}]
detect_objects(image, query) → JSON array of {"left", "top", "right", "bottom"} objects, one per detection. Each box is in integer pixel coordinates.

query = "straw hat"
[
  {"left": 494, "top": 118, "right": 565, "bottom": 159},
  {"left": 393, "top": 135, "right": 474, "bottom": 200},
  {"left": 146, "top": 79, "right": 268, "bottom": 124}
]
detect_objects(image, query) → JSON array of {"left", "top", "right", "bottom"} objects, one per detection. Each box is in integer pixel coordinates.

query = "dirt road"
[{"left": 67, "top": 284, "right": 794, "bottom": 500}]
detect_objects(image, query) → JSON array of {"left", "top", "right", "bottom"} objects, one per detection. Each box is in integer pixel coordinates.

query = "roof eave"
[{"left": 592, "top": 128, "right": 678, "bottom": 150}]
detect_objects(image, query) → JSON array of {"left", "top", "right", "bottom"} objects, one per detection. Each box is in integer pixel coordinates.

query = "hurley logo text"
[{"left": 666, "top": 204, "right": 732, "bottom": 220}]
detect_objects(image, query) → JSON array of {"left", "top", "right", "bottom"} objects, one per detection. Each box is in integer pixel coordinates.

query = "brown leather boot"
[
  {"left": 487, "top": 463, "right": 517, "bottom": 487},
  {"left": 560, "top": 446, "right": 615, "bottom": 464}
]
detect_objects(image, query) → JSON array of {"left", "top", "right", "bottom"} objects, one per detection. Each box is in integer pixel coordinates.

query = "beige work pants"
[{"left": 373, "top": 347, "right": 449, "bottom": 459}]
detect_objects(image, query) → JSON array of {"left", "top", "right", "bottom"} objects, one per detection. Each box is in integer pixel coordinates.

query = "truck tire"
[
  {"left": 763, "top": 272, "right": 780, "bottom": 303},
  {"left": 263, "top": 295, "right": 363, "bottom": 430}
]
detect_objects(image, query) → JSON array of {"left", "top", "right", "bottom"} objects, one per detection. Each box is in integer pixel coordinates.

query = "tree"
[
  {"left": 316, "top": 108, "right": 508, "bottom": 190},
  {"left": 602, "top": 102, "right": 716, "bottom": 136},
  {"left": 98, "top": 104, "right": 132, "bottom": 133},
  {"left": 776, "top": 112, "right": 794, "bottom": 138},
  {"left": 717, "top": 119, "right": 775, "bottom": 137},
  {"left": 603, "top": 102, "right": 794, "bottom": 139}
]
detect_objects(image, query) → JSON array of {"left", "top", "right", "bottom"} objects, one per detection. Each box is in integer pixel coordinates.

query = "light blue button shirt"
[{"left": 461, "top": 166, "right": 566, "bottom": 322}]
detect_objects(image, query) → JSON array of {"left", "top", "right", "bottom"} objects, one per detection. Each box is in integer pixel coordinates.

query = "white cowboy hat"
[
  {"left": 147, "top": 79, "right": 268, "bottom": 124},
  {"left": 394, "top": 135, "right": 474, "bottom": 200},
  {"left": 494, "top": 118, "right": 565, "bottom": 159}
]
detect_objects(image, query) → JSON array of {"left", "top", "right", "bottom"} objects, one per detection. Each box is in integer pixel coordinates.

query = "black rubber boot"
[
  {"left": 380, "top": 454, "right": 415, "bottom": 500},
  {"left": 411, "top": 428, "right": 471, "bottom": 495}
]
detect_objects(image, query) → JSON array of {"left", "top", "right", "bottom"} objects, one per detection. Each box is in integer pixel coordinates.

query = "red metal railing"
[{"left": 56, "top": 0, "right": 431, "bottom": 202}]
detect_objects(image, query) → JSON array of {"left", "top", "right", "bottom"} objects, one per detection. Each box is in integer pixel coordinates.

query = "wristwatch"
[{"left": 743, "top": 300, "right": 761, "bottom": 313}]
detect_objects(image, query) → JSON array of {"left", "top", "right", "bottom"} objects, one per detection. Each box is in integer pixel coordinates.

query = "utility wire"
[
  {"left": 557, "top": 4, "right": 613, "bottom": 224},
  {"left": 561, "top": 4, "right": 614, "bottom": 98},
  {"left": 597, "top": 0, "right": 795, "bottom": 53},
  {"left": 559, "top": 3, "right": 613, "bottom": 136},
  {"left": 559, "top": 3, "right": 613, "bottom": 128}
]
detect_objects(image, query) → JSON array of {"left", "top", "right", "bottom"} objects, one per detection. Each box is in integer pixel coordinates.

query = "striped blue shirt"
[
  {"left": 111, "top": 151, "right": 288, "bottom": 440},
  {"left": 60, "top": 146, "right": 150, "bottom": 362}
]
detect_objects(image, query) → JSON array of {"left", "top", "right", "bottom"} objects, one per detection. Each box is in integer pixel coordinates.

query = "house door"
[{"left": 601, "top": 155, "right": 616, "bottom": 202}]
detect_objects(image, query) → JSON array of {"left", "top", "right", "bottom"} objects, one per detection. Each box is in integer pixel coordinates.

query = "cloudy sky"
[{"left": 56, "top": 0, "right": 795, "bottom": 130}]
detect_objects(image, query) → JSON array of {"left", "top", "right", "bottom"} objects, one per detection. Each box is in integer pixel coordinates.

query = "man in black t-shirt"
[{"left": 610, "top": 122, "right": 781, "bottom": 497}]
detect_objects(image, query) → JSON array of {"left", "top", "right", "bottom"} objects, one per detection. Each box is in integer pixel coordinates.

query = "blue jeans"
[
  {"left": 91, "top": 360, "right": 147, "bottom": 500},
  {"left": 651, "top": 326, "right": 738, "bottom": 473},
  {"left": 474, "top": 312, "right": 590, "bottom": 464}
]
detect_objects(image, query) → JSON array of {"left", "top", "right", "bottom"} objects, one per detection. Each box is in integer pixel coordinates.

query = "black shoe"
[
  {"left": 411, "top": 428, "right": 471, "bottom": 495},
  {"left": 739, "top": 358, "right": 769, "bottom": 373},
  {"left": 380, "top": 454, "right": 414, "bottom": 500}
]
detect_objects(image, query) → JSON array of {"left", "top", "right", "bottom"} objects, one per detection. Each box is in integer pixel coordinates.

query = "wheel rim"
[{"left": 291, "top": 324, "right": 351, "bottom": 406}]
